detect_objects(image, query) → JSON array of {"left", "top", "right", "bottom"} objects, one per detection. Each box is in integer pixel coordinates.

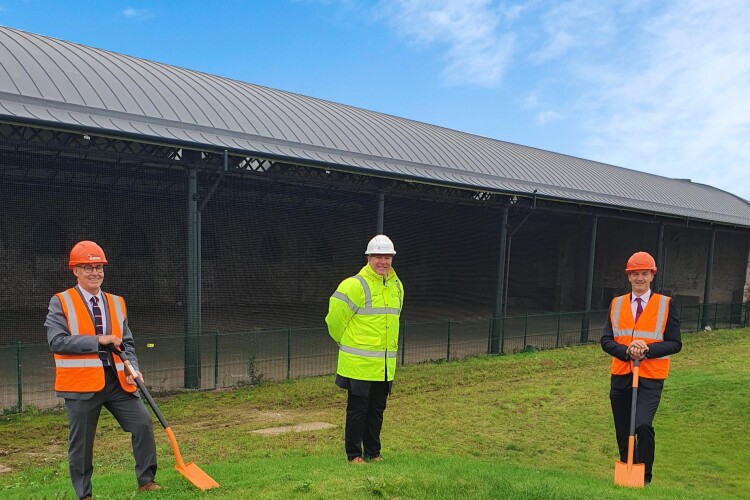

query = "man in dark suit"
[
  {"left": 46, "top": 240, "right": 160, "bottom": 499},
  {"left": 601, "top": 251, "right": 682, "bottom": 485}
]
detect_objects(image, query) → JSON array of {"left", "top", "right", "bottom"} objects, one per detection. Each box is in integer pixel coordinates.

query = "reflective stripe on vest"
[
  {"left": 340, "top": 345, "right": 397, "bottom": 358},
  {"left": 55, "top": 358, "right": 128, "bottom": 372},
  {"left": 353, "top": 275, "right": 401, "bottom": 315}
]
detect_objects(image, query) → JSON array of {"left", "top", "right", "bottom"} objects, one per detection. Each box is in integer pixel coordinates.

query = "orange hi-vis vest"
[
  {"left": 609, "top": 292, "right": 672, "bottom": 379},
  {"left": 53, "top": 288, "right": 136, "bottom": 394}
]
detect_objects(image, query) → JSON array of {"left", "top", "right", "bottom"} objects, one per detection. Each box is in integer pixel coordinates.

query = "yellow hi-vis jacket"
[
  {"left": 609, "top": 292, "right": 672, "bottom": 379},
  {"left": 326, "top": 264, "right": 403, "bottom": 382},
  {"left": 53, "top": 288, "right": 136, "bottom": 394}
]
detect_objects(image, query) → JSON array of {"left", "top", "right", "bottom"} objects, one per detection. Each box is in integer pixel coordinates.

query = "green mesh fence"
[
  {"left": 2, "top": 132, "right": 750, "bottom": 412},
  {"left": 3, "top": 303, "right": 747, "bottom": 412}
]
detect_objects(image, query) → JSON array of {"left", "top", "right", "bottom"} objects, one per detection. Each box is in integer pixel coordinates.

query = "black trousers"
[
  {"left": 343, "top": 380, "right": 390, "bottom": 460},
  {"left": 65, "top": 369, "right": 157, "bottom": 499},
  {"left": 610, "top": 374, "right": 664, "bottom": 482}
]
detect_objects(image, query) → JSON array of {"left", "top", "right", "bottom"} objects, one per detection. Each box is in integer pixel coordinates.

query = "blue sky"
[{"left": 2, "top": 0, "right": 749, "bottom": 200}]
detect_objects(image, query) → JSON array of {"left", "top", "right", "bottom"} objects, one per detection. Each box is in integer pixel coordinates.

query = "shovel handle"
[
  {"left": 625, "top": 358, "right": 641, "bottom": 467},
  {"left": 628, "top": 358, "right": 640, "bottom": 436},
  {"left": 107, "top": 345, "right": 170, "bottom": 430}
]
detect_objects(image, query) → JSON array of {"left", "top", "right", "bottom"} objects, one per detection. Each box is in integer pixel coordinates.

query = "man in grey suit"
[{"left": 46, "top": 240, "right": 160, "bottom": 499}]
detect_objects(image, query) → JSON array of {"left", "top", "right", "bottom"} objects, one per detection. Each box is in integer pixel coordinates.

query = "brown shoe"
[
  {"left": 349, "top": 456, "right": 366, "bottom": 464},
  {"left": 81, "top": 496, "right": 92, "bottom": 500},
  {"left": 138, "top": 480, "right": 163, "bottom": 491},
  {"left": 368, "top": 455, "right": 384, "bottom": 462}
]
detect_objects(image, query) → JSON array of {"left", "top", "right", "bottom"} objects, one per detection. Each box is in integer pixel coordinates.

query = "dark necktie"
[
  {"left": 90, "top": 296, "right": 110, "bottom": 365},
  {"left": 635, "top": 297, "right": 643, "bottom": 323}
]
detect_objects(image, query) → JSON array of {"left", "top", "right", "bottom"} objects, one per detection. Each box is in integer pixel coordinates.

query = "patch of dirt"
[
  {"left": 0, "top": 464, "right": 12, "bottom": 474},
  {"left": 185, "top": 409, "right": 293, "bottom": 431},
  {"left": 252, "top": 422, "right": 336, "bottom": 436}
]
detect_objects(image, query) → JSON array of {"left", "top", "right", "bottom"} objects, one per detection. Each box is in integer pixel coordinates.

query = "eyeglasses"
[{"left": 77, "top": 265, "right": 105, "bottom": 274}]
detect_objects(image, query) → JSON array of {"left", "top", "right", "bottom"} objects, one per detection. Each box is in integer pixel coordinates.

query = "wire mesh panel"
[
  {"left": 446, "top": 318, "right": 492, "bottom": 360},
  {"left": 2, "top": 131, "right": 750, "bottom": 411},
  {"left": 0, "top": 342, "right": 58, "bottom": 411},
  {"left": 398, "top": 320, "right": 451, "bottom": 365}
]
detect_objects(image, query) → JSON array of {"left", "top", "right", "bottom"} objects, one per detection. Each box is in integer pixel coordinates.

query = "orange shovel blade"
[
  {"left": 614, "top": 460, "right": 645, "bottom": 488},
  {"left": 175, "top": 461, "right": 220, "bottom": 490}
]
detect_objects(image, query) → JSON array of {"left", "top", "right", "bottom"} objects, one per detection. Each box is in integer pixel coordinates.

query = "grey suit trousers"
[{"left": 65, "top": 369, "right": 157, "bottom": 499}]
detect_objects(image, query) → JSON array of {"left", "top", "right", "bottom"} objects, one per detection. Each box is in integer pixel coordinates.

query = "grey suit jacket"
[{"left": 45, "top": 285, "right": 141, "bottom": 400}]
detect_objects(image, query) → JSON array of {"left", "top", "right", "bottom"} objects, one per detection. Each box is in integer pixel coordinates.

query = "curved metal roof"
[{"left": 1, "top": 25, "right": 749, "bottom": 227}]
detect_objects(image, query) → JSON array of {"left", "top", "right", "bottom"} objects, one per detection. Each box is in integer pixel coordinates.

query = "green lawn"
[{"left": 2, "top": 328, "right": 748, "bottom": 499}]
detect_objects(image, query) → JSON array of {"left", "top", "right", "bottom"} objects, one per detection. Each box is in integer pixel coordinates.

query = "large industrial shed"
[{"left": 1, "top": 26, "right": 749, "bottom": 407}]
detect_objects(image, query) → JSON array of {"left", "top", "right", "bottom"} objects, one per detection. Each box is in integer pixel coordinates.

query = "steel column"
[
  {"left": 580, "top": 215, "right": 598, "bottom": 343},
  {"left": 702, "top": 227, "right": 716, "bottom": 329},
  {"left": 377, "top": 191, "right": 385, "bottom": 233},
  {"left": 656, "top": 222, "right": 665, "bottom": 293},
  {"left": 490, "top": 205, "right": 509, "bottom": 354},
  {"left": 185, "top": 159, "right": 201, "bottom": 389}
]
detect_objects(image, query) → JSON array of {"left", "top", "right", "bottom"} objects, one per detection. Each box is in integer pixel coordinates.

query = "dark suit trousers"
[
  {"left": 65, "top": 369, "right": 157, "bottom": 499},
  {"left": 610, "top": 374, "right": 664, "bottom": 482},
  {"left": 344, "top": 381, "right": 390, "bottom": 460}
]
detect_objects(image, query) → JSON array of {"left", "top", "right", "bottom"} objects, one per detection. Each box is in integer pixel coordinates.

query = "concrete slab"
[{"left": 252, "top": 422, "right": 336, "bottom": 436}]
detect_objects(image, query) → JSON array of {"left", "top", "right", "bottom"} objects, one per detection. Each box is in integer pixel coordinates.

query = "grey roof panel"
[{"left": 1, "top": 26, "right": 750, "bottom": 227}]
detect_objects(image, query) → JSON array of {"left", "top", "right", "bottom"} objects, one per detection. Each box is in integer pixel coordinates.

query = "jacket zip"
[{"left": 383, "top": 276, "right": 388, "bottom": 382}]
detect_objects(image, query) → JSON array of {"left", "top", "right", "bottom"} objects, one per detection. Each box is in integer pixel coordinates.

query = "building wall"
[{"left": 1, "top": 146, "right": 749, "bottom": 346}]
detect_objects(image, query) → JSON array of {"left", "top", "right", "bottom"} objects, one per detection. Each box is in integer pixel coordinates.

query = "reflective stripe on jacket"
[
  {"left": 326, "top": 264, "right": 403, "bottom": 382},
  {"left": 609, "top": 292, "right": 671, "bottom": 379},
  {"left": 53, "top": 288, "right": 136, "bottom": 393}
]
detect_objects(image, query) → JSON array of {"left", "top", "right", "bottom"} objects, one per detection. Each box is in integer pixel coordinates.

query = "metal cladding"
[{"left": 1, "top": 26, "right": 749, "bottom": 227}]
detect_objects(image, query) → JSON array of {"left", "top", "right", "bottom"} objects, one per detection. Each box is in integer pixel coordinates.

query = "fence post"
[
  {"left": 556, "top": 313, "right": 561, "bottom": 348},
  {"left": 213, "top": 331, "right": 219, "bottom": 390},
  {"left": 500, "top": 316, "right": 505, "bottom": 354},
  {"left": 729, "top": 303, "right": 734, "bottom": 329},
  {"left": 287, "top": 328, "right": 292, "bottom": 380},
  {"left": 446, "top": 318, "right": 451, "bottom": 361},
  {"left": 487, "top": 317, "right": 492, "bottom": 354},
  {"left": 523, "top": 314, "right": 528, "bottom": 349},
  {"left": 713, "top": 303, "right": 718, "bottom": 328},
  {"left": 16, "top": 341, "right": 22, "bottom": 412},
  {"left": 401, "top": 320, "right": 406, "bottom": 366}
]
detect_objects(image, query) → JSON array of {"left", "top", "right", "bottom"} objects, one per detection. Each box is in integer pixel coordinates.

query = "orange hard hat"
[
  {"left": 69, "top": 241, "right": 108, "bottom": 270},
  {"left": 625, "top": 251, "right": 657, "bottom": 274}
]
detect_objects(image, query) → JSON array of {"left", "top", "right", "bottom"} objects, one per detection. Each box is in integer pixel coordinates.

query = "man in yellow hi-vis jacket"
[{"left": 326, "top": 234, "right": 404, "bottom": 463}]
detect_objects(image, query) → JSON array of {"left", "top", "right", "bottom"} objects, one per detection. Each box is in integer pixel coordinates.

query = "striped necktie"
[
  {"left": 90, "top": 296, "right": 110, "bottom": 365},
  {"left": 635, "top": 297, "right": 643, "bottom": 323}
]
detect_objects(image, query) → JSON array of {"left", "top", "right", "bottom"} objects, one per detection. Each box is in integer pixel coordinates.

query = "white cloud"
[
  {"left": 379, "top": 0, "right": 515, "bottom": 87},
  {"left": 536, "top": 109, "right": 561, "bottom": 125},
  {"left": 531, "top": 0, "right": 618, "bottom": 63},
  {"left": 578, "top": 0, "right": 750, "bottom": 200},
  {"left": 122, "top": 7, "right": 154, "bottom": 20},
  {"left": 376, "top": 0, "right": 750, "bottom": 199}
]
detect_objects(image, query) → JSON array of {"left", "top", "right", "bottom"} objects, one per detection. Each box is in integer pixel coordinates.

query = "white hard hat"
[{"left": 365, "top": 235, "right": 396, "bottom": 255}]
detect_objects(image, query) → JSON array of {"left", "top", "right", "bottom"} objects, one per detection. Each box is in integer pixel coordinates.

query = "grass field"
[{"left": 1, "top": 328, "right": 748, "bottom": 499}]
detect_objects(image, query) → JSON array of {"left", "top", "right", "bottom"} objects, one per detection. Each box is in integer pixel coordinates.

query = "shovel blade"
[
  {"left": 614, "top": 460, "right": 645, "bottom": 488},
  {"left": 176, "top": 461, "right": 220, "bottom": 490}
]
